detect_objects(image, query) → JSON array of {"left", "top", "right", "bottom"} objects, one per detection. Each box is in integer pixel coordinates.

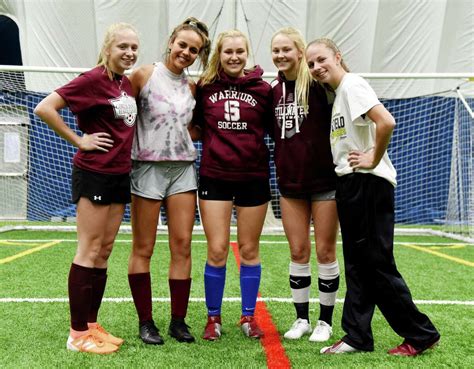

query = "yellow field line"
[
  {"left": 428, "top": 245, "right": 465, "bottom": 250},
  {"left": 0, "top": 240, "right": 62, "bottom": 265},
  {"left": 404, "top": 243, "right": 474, "bottom": 267}
]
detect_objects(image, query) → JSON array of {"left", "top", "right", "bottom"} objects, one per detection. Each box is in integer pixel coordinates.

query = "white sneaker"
[
  {"left": 309, "top": 320, "right": 332, "bottom": 342},
  {"left": 283, "top": 318, "right": 312, "bottom": 339},
  {"left": 320, "top": 339, "right": 360, "bottom": 354}
]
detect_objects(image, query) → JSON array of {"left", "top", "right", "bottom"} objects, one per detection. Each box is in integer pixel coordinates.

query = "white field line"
[
  {"left": 1, "top": 297, "right": 473, "bottom": 305},
  {"left": 1, "top": 239, "right": 472, "bottom": 246}
]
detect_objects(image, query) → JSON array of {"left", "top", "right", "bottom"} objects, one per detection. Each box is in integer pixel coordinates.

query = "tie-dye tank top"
[{"left": 131, "top": 62, "right": 197, "bottom": 161}]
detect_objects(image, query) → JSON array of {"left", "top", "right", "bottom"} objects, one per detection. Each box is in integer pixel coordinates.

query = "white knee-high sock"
[
  {"left": 289, "top": 261, "right": 311, "bottom": 320},
  {"left": 318, "top": 260, "right": 340, "bottom": 325}
]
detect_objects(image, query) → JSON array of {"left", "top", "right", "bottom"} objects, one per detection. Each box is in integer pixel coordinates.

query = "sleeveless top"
[{"left": 131, "top": 62, "right": 197, "bottom": 162}]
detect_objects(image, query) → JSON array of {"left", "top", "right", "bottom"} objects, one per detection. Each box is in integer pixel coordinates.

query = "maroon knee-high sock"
[
  {"left": 128, "top": 273, "right": 153, "bottom": 322},
  {"left": 88, "top": 267, "right": 107, "bottom": 323},
  {"left": 169, "top": 278, "right": 191, "bottom": 321},
  {"left": 68, "top": 263, "right": 94, "bottom": 331}
]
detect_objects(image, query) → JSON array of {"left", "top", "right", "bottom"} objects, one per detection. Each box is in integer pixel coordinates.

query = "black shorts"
[
  {"left": 72, "top": 165, "right": 131, "bottom": 205},
  {"left": 198, "top": 176, "right": 271, "bottom": 207},
  {"left": 280, "top": 189, "right": 336, "bottom": 201}
]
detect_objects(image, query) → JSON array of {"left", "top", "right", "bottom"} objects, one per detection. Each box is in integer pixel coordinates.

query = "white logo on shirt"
[
  {"left": 274, "top": 95, "right": 304, "bottom": 138},
  {"left": 109, "top": 91, "right": 137, "bottom": 127},
  {"left": 330, "top": 113, "right": 346, "bottom": 144},
  {"left": 217, "top": 100, "right": 248, "bottom": 130}
]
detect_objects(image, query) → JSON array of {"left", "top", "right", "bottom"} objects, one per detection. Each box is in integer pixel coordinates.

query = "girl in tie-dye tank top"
[{"left": 127, "top": 17, "right": 211, "bottom": 345}]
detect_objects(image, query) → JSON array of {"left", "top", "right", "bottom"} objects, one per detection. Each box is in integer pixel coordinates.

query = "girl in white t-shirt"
[{"left": 305, "top": 38, "right": 440, "bottom": 356}]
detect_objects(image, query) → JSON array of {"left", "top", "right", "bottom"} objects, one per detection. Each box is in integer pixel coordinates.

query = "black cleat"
[
  {"left": 139, "top": 320, "right": 164, "bottom": 345},
  {"left": 169, "top": 319, "right": 195, "bottom": 343}
]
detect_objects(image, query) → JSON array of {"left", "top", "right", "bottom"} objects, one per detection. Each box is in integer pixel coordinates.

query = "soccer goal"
[{"left": 0, "top": 65, "right": 473, "bottom": 242}]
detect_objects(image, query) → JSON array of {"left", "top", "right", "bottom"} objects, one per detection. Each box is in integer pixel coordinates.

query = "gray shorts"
[
  {"left": 131, "top": 161, "right": 197, "bottom": 200},
  {"left": 280, "top": 189, "right": 336, "bottom": 202}
]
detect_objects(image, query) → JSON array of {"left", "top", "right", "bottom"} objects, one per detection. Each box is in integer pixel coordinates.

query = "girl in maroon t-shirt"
[
  {"left": 195, "top": 29, "right": 273, "bottom": 341},
  {"left": 34, "top": 23, "right": 139, "bottom": 354},
  {"left": 270, "top": 27, "right": 340, "bottom": 343}
]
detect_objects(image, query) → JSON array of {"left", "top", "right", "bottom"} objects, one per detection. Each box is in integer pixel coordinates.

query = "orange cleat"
[
  {"left": 67, "top": 331, "right": 119, "bottom": 354},
  {"left": 88, "top": 323, "right": 124, "bottom": 346}
]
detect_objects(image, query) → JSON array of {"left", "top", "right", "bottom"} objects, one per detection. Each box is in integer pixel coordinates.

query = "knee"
[
  {"left": 207, "top": 247, "right": 227, "bottom": 266},
  {"left": 131, "top": 241, "right": 155, "bottom": 261},
  {"left": 170, "top": 234, "right": 192, "bottom": 258},
  {"left": 171, "top": 245, "right": 191, "bottom": 263},
  {"left": 96, "top": 242, "right": 114, "bottom": 263},
  {"left": 76, "top": 239, "right": 102, "bottom": 265},
  {"left": 171, "top": 235, "right": 192, "bottom": 253},
  {"left": 289, "top": 243, "right": 310, "bottom": 264},
  {"left": 316, "top": 242, "right": 337, "bottom": 264},
  {"left": 239, "top": 243, "right": 259, "bottom": 264}
]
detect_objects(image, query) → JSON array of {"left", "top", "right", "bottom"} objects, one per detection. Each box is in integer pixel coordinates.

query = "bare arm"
[
  {"left": 187, "top": 79, "right": 202, "bottom": 141},
  {"left": 348, "top": 104, "right": 395, "bottom": 170},
  {"left": 129, "top": 64, "right": 154, "bottom": 97},
  {"left": 33, "top": 92, "right": 113, "bottom": 152},
  {"left": 188, "top": 123, "right": 202, "bottom": 141}
]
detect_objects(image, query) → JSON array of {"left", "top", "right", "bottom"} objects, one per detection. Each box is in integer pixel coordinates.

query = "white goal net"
[{"left": 0, "top": 66, "right": 473, "bottom": 242}]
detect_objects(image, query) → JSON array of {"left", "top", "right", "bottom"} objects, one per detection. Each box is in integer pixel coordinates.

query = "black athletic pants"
[{"left": 336, "top": 173, "right": 440, "bottom": 351}]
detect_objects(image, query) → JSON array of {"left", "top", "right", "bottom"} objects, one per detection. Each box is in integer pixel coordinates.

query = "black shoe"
[
  {"left": 139, "top": 320, "right": 164, "bottom": 345},
  {"left": 169, "top": 319, "right": 195, "bottom": 343}
]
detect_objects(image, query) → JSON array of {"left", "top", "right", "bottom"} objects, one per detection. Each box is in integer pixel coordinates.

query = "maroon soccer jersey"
[
  {"left": 56, "top": 66, "right": 137, "bottom": 174},
  {"left": 271, "top": 73, "right": 336, "bottom": 194},
  {"left": 195, "top": 66, "right": 272, "bottom": 181}
]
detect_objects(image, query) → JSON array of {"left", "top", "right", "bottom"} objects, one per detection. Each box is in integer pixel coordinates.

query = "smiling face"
[
  {"left": 166, "top": 29, "right": 203, "bottom": 74},
  {"left": 106, "top": 28, "right": 139, "bottom": 75},
  {"left": 219, "top": 36, "right": 248, "bottom": 78},
  {"left": 271, "top": 33, "right": 302, "bottom": 80},
  {"left": 305, "top": 43, "right": 345, "bottom": 89}
]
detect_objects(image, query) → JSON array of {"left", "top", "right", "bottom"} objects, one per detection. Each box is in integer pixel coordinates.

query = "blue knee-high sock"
[
  {"left": 204, "top": 263, "right": 226, "bottom": 316},
  {"left": 240, "top": 263, "right": 261, "bottom": 316}
]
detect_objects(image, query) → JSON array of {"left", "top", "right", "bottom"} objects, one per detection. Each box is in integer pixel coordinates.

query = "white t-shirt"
[{"left": 331, "top": 73, "right": 397, "bottom": 186}]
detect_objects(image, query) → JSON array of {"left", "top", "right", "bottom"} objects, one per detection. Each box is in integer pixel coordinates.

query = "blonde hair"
[
  {"left": 166, "top": 17, "right": 211, "bottom": 71},
  {"left": 271, "top": 27, "right": 312, "bottom": 113},
  {"left": 200, "top": 29, "right": 250, "bottom": 86},
  {"left": 306, "top": 37, "right": 350, "bottom": 72},
  {"left": 97, "top": 22, "right": 139, "bottom": 80}
]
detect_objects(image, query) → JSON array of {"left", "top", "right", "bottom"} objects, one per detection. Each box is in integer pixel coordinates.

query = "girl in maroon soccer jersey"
[
  {"left": 270, "top": 27, "right": 340, "bottom": 343},
  {"left": 194, "top": 29, "right": 273, "bottom": 341},
  {"left": 127, "top": 17, "right": 210, "bottom": 345},
  {"left": 34, "top": 23, "right": 139, "bottom": 354}
]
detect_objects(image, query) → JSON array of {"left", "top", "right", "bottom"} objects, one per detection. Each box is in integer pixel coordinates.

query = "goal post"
[{"left": 0, "top": 65, "right": 473, "bottom": 242}]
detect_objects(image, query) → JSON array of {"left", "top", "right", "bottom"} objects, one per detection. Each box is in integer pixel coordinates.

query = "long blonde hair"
[
  {"left": 271, "top": 27, "right": 312, "bottom": 113},
  {"left": 97, "top": 22, "right": 139, "bottom": 80},
  {"left": 166, "top": 17, "right": 211, "bottom": 71},
  {"left": 200, "top": 29, "right": 250, "bottom": 86}
]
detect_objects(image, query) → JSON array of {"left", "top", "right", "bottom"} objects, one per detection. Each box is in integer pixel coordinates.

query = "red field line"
[{"left": 230, "top": 242, "right": 291, "bottom": 369}]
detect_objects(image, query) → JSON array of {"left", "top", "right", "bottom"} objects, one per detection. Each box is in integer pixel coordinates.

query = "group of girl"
[{"left": 35, "top": 17, "right": 439, "bottom": 356}]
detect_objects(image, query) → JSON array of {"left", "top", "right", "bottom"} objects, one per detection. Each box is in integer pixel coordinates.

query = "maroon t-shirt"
[
  {"left": 195, "top": 66, "right": 272, "bottom": 181},
  {"left": 271, "top": 73, "right": 336, "bottom": 194},
  {"left": 56, "top": 66, "right": 137, "bottom": 174}
]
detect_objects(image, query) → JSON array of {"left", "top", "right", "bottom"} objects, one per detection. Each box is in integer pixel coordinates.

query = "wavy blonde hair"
[
  {"left": 200, "top": 29, "right": 250, "bottom": 86},
  {"left": 271, "top": 27, "right": 313, "bottom": 113},
  {"left": 97, "top": 22, "right": 139, "bottom": 80}
]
